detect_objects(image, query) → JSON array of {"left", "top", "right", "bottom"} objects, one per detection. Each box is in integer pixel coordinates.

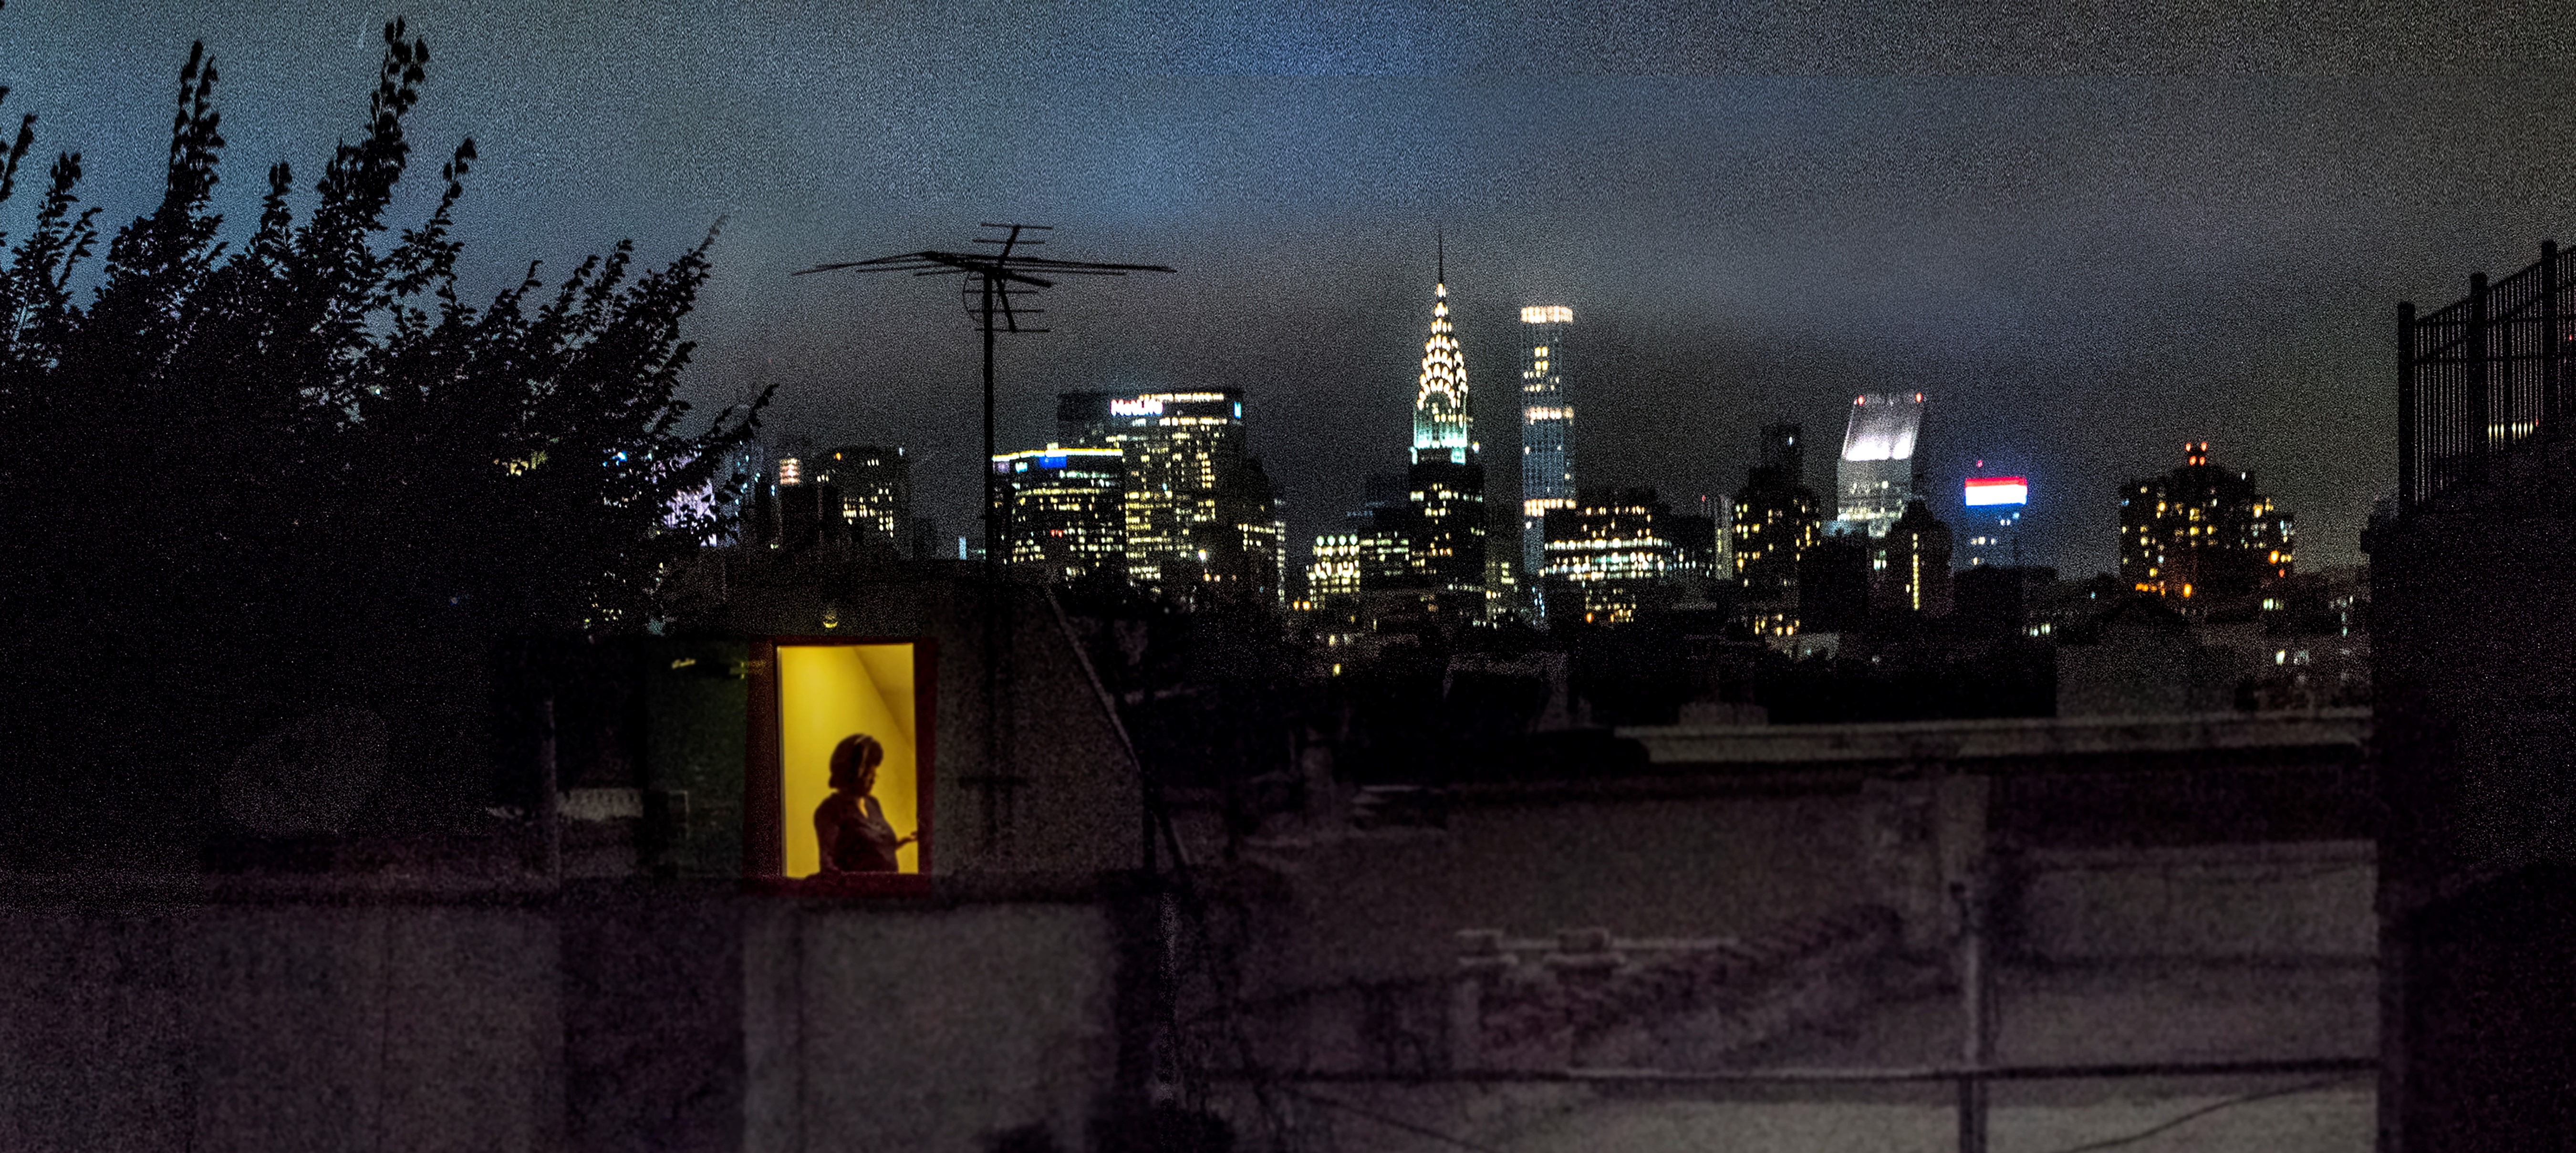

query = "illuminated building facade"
[
  {"left": 1733, "top": 423, "right": 1823, "bottom": 611},
  {"left": 1542, "top": 487, "right": 1676, "bottom": 625},
  {"left": 1405, "top": 461, "right": 1486, "bottom": 592},
  {"left": 1484, "top": 548, "right": 1523, "bottom": 620},
  {"left": 1344, "top": 474, "right": 1415, "bottom": 591},
  {"left": 769, "top": 452, "right": 836, "bottom": 551},
  {"left": 1058, "top": 387, "right": 1281, "bottom": 597},
  {"left": 993, "top": 446, "right": 1126, "bottom": 583},
  {"left": 810, "top": 445, "right": 913, "bottom": 556},
  {"left": 1195, "top": 460, "right": 1288, "bottom": 602},
  {"left": 1405, "top": 272, "right": 1487, "bottom": 601},
  {"left": 1961, "top": 472, "right": 2028, "bottom": 568},
  {"left": 1306, "top": 533, "right": 1362, "bottom": 601},
  {"left": 2119, "top": 441, "right": 2294, "bottom": 606},
  {"left": 1835, "top": 393, "right": 1925, "bottom": 536},
  {"left": 1414, "top": 282, "right": 1473, "bottom": 467},
  {"left": 1519, "top": 305, "right": 1576, "bottom": 588}
]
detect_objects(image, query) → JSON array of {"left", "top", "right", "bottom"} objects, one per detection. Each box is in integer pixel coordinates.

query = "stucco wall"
[
  {"left": 1249, "top": 790, "right": 1876, "bottom": 993},
  {"left": 0, "top": 898, "right": 560, "bottom": 1153},
  {"left": 744, "top": 899, "right": 1123, "bottom": 1153},
  {"left": 2014, "top": 841, "right": 2376, "bottom": 962},
  {"left": 0, "top": 886, "right": 1132, "bottom": 1153}
]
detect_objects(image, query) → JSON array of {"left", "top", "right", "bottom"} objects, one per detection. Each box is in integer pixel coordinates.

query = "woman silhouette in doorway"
[{"left": 815, "top": 733, "right": 916, "bottom": 873}]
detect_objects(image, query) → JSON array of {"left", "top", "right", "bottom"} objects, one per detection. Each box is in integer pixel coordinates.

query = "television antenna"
[
  {"left": 795, "top": 224, "right": 1173, "bottom": 577},
  {"left": 795, "top": 225, "right": 1173, "bottom": 852}
]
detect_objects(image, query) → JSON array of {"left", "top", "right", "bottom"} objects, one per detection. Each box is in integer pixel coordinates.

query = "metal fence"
[{"left": 2399, "top": 239, "right": 2575, "bottom": 511}]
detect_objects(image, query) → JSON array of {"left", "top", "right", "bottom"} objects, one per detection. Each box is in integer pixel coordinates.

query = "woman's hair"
[{"left": 828, "top": 734, "right": 885, "bottom": 791}]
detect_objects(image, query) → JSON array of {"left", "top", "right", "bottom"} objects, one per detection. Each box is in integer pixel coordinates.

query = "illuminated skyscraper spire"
[{"left": 1413, "top": 232, "right": 1472, "bottom": 465}]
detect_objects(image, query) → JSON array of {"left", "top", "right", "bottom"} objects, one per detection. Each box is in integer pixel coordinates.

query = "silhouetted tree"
[{"left": 0, "top": 20, "right": 769, "bottom": 856}]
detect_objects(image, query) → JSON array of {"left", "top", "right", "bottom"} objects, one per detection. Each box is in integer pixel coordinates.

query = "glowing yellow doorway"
[{"left": 775, "top": 642, "right": 921, "bottom": 877}]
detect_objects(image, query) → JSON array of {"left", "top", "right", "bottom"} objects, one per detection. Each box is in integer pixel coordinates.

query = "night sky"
[{"left": 12, "top": 1, "right": 2576, "bottom": 576}]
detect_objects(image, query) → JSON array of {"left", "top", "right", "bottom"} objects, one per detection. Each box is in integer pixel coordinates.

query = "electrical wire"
[{"left": 2036, "top": 1071, "right": 2367, "bottom": 1153}]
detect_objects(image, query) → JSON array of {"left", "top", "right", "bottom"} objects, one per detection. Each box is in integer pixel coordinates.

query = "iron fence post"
[{"left": 2399, "top": 301, "right": 2416, "bottom": 512}]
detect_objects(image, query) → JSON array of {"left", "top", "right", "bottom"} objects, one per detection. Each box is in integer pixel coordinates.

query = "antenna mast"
[{"left": 796, "top": 226, "right": 1174, "bottom": 854}]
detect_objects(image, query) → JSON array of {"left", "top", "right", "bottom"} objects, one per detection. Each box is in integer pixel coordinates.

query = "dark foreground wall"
[
  {"left": 2370, "top": 439, "right": 2576, "bottom": 1152},
  {"left": 2391, "top": 864, "right": 2576, "bottom": 1152},
  {"left": 0, "top": 880, "right": 1132, "bottom": 1153}
]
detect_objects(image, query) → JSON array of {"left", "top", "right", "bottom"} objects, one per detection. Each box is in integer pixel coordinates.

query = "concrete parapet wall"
[
  {"left": 2011, "top": 841, "right": 2376, "bottom": 962},
  {"left": 1452, "top": 905, "right": 1907, "bottom": 1071},
  {"left": 0, "top": 879, "right": 1132, "bottom": 1153},
  {"left": 746, "top": 899, "right": 1122, "bottom": 1153},
  {"left": 0, "top": 899, "right": 561, "bottom": 1153}
]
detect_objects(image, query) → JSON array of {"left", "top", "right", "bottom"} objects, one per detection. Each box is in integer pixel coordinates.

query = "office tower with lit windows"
[
  {"left": 1345, "top": 474, "right": 1416, "bottom": 590},
  {"left": 1668, "top": 510, "right": 1721, "bottom": 584},
  {"left": 1307, "top": 533, "right": 1362, "bottom": 601},
  {"left": 1961, "top": 471, "right": 2029, "bottom": 568},
  {"left": 1877, "top": 498, "right": 1955, "bottom": 616},
  {"left": 2119, "top": 441, "right": 2295, "bottom": 606},
  {"left": 1404, "top": 269, "right": 1487, "bottom": 602},
  {"left": 1484, "top": 547, "right": 1524, "bottom": 620},
  {"left": 771, "top": 452, "right": 825, "bottom": 551},
  {"left": 1733, "top": 423, "right": 1823, "bottom": 624},
  {"left": 1519, "top": 305, "right": 1576, "bottom": 595},
  {"left": 1058, "top": 387, "right": 1280, "bottom": 597},
  {"left": 1835, "top": 393, "right": 1925, "bottom": 535},
  {"left": 993, "top": 446, "right": 1126, "bottom": 583},
  {"left": 1194, "top": 455, "right": 1288, "bottom": 602},
  {"left": 810, "top": 445, "right": 914, "bottom": 557},
  {"left": 1542, "top": 488, "right": 1677, "bottom": 625}
]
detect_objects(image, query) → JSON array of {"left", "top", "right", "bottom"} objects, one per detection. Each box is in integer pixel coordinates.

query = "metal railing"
[{"left": 2399, "top": 239, "right": 2574, "bottom": 511}]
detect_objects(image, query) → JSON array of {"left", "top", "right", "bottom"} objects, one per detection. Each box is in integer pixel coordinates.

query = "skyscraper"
[
  {"left": 1057, "top": 387, "right": 1277, "bottom": 595},
  {"left": 1960, "top": 469, "right": 2029, "bottom": 568},
  {"left": 1413, "top": 280, "right": 1472, "bottom": 468},
  {"left": 1542, "top": 487, "right": 1677, "bottom": 625},
  {"left": 1733, "top": 423, "right": 1823, "bottom": 623},
  {"left": 1346, "top": 473, "right": 1414, "bottom": 591},
  {"left": 992, "top": 445, "right": 1125, "bottom": 583},
  {"left": 810, "top": 445, "right": 912, "bottom": 557},
  {"left": 1835, "top": 393, "right": 1925, "bottom": 536},
  {"left": 1519, "top": 306, "right": 1575, "bottom": 588},
  {"left": 1878, "top": 499, "right": 1955, "bottom": 616},
  {"left": 1193, "top": 455, "right": 1287, "bottom": 602},
  {"left": 1404, "top": 264, "right": 1487, "bottom": 601}
]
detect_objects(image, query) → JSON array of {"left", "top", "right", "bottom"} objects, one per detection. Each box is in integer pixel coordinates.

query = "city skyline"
[
  {"left": 5, "top": 11, "right": 2563, "bottom": 1149},
  {"left": 13, "top": 4, "right": 2576, "bottom": 580}
]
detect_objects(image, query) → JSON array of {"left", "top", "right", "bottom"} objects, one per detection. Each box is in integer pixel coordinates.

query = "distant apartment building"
[
  {"left": 1960, "top": 471, "right": 2029, "bottom": 568},
  {"left": 1344, "top": 473, "right": 1416, "bottom": 591},
  {"left": 2119, "top": 441, "right": 2294, "bottom": 606},
  {"left": 1305, "top": 532, "right": 1363, "bottom": 602}
]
